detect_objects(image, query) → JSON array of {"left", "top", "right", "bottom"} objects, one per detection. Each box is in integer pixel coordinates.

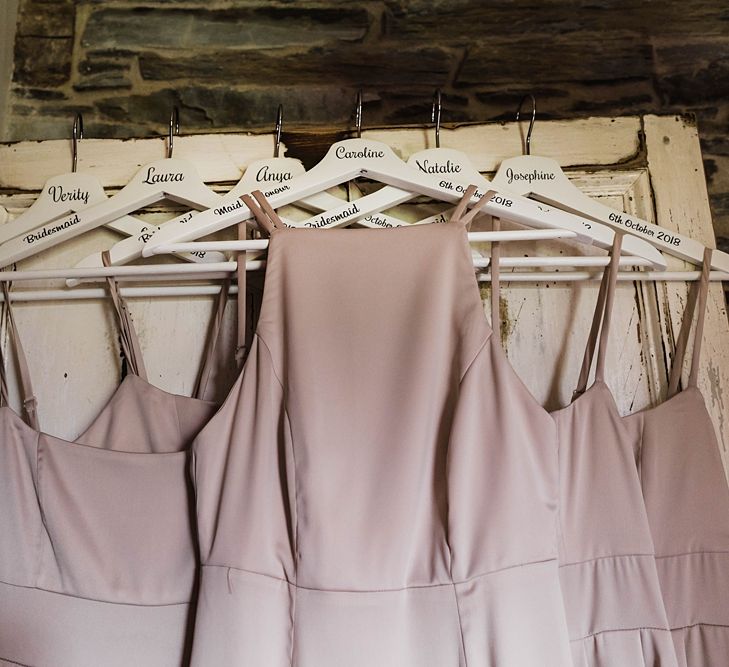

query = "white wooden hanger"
[
  {"left": 141, "top": 98, "right": 649, "bottom": 258},
  {"left": 284, "top": 95, "right": 665, "bottom": 268},
  {"left": 0, "top": 108, "right": 224, "bottom": 269},
  {"left": 490, "top": 94, "right": 729, "bottom": 272},
  {"left": 0, "top": 115, "right": 210, "bottom": 258},
  {"left": 66, "top": 107, "right": 408, "bottom": 284}
]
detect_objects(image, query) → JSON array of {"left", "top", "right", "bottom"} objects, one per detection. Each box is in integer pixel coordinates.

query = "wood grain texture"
[{"left": 645, "top": 114, "right": 729, "bottom": 476}]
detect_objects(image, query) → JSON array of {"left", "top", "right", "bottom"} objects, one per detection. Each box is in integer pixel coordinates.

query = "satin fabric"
[
  {"left": 550, "top": 234, "right": 679, "bottom": 667},
  {"left": 189, "top": 190, "right": 572, "bottom": 666},
  {"left": 624, "top": 249, "right": 729, "bottom": 666},
  {"left": 0, "top": 276, "right": 228, "bottom": 666}
]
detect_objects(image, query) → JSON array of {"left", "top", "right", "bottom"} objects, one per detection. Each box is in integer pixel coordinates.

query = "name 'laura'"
[{"left": 142, "top": 166, "right": 185, "bottom": 185}]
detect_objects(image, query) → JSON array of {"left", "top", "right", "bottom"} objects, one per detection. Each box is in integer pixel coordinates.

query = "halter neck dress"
[
  {"left": 0, "top": 266, "right": 230, "bottom": 667},
  {"left": 550, "top": 234, "right": 679, "bottom": 666},
  {"left": 620, "top": 248, "right": 729, "bottom": 666},
  {"left": 187, "top": 188, "right": 572, "bottom": 666}
]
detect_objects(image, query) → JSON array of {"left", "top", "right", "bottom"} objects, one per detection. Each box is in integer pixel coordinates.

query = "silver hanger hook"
[
  {"left": 167, "top": 106, "right": 180, "bottom": 159},
  {"left": 354, "top": 90, "right": 363, "bottom": 139},
  {"left": 274, "top": 104, "right": 283, "bottom": 158},
  {"left": 515, "top": 94, "right": 536, "bottom": 156},
  {"left": 71, "top": 112, "right": 84, "bottom": 173},
  {"left": 431, "top": 89, "right": 442, "bottom": 149}
]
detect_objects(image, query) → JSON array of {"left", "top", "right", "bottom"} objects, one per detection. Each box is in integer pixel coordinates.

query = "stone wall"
[{"left": 4, "top": 0, "right": 729, "bottom": 246}]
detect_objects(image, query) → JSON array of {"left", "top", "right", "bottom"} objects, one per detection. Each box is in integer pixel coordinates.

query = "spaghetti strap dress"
[
  {"left": 550, "top": 234, "right": 679, "bottom": 666},
  {"left": 188, "top": 188, "right": 572, "bottom": 666},
  {"left": 622, "top": 248, "right": 729, "bottom": 666},
  {"left": 0, "top": 268, "right": 230, "bottom": 667}
]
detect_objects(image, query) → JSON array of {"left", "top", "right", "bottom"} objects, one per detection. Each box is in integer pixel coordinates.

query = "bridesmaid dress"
[
  {"left": 0, "top": 265, "right": 230, "bottom": 666},
  {"left": 550, "top": 233, "right": 679, "bottom": 666},
  {"left": 187, "top": 188, "right": 572, "bottom": 666},
  {"left": 623, "top": 248, "right": 729, "bottom": 665}
]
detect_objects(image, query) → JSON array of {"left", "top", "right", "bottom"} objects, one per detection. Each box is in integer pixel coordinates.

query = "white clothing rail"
[{"left": 0, "top": 269, "right": 726, "bottom": 302}]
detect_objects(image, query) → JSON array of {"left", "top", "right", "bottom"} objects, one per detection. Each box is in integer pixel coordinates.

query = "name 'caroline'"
[{"left": 335, "top": 146, "right": 385, "bottom": 160}]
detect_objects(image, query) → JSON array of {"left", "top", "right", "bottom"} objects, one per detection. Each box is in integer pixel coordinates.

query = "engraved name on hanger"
[
  {"left": 505, "top": 168, "right": 556, "bottom": 185},
  {"left": 48, "top": 185, "right": 90, "bottom": 206},
  {"left": 334, "top": 146, "right": 385, "bottom": 160},
  {"left": 414, "top": 158, "right": 462, "bottom": 175},
  {"left": 141, "top": 166, "right": 185, "bottom": 185},
  {"left": 255, "top": 165, "right": 293, "bottom": 183}
]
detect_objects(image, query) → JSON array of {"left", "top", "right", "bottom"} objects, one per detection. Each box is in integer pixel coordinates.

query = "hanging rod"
[
  {"left": 0, "top": 284, "right": 239, "bottom": 302},
  {"left": 0, "top": 258, "right": 725, "bottom": 286},
  {"left": 0, "top": 270, "right": 726, "bottom": 302},
  {"left": 144, "top": 229, "right": 580, "bottom": 256},
  {"left": 477, "top": 270, "right": 729, "bottom": 283}
]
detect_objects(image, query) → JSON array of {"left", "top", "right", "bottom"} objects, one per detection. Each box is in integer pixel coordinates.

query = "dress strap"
[
  {"left": 235, "top": 221, "right": 248, "bottom": 367},
  {"left": 193, "top": 275, "right": 232, "bottom": 400},
  {"left": 240, "top": 193, "right": 274, "bottom": 236},
  {"left": 449, "top": 186, "right": 498, "bottom": 231},
  {"left": 251, "top": 190, "right": 286, "bottom": 230},
  {"left": 667, "top": 246, "right": 712, "bottom": 397},
  {"left": 449, "top": 186, "right": 477, "bottom": 225},
  {"left": 240, "top": 191, "right": 284, "bottom": 236},
  {"left": 574, "top": 232, "right": 624, "bottom": 398},
  {"left": 490, "top": 215, "right": 502, "bottom": 339},
  {"left": 0, "top": 283, "right": 39, "bottom": 430},
  {"left": 101, "top": 251, "right": 148, "bottom": 381}
]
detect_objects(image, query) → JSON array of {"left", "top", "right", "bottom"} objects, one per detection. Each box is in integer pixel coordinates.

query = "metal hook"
[
  {"left": 167, "top": 106, "right": 180, "bottom": 159},
  {"left": 71, "top": 112, "right": 84, "bottom": 173},
  {"left": 515, "top": 94, "right": 536, "bottom": 156},
  {"left": 354, "top": 90, "right": 363, "bottom": 139},
  {"left": 274, "top": 104, "right": 283, "bottom": 158},
  {"left": 431, "top": 89, "right": 442, "bottom": 149}
]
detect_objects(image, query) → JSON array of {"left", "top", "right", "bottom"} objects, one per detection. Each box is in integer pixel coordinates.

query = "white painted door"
[{"left": 0, "top": 115, "right": 727, "bottom": 482}]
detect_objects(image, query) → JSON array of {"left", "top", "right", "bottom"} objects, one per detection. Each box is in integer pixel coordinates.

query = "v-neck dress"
[
  {"left": 622, "top": 248, "right": 729, "bottom": 666},
  {"left": 550, "top": 234, "right": 679, "bottom": 666}
]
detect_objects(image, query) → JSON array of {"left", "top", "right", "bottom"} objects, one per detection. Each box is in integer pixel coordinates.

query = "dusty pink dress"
[
  {"left": 623, "top": 248, "right": 729, "bottom": 666},
  {"left": 188, "top": 189, "right": 572, "bottom": 666},
  {"left": 0, "top": 271, "right": 228, "bottom": 666},
  {"left": 551, "top": 234, "right": 679, "bottom": 666}
]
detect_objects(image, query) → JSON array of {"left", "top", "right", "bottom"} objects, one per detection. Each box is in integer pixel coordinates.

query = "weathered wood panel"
[
  {"left": 0, "top": 116, "right": 725, "bottom": 484},
  {"left": 0, "top": 117, "right": 642, "bottom": 191}
]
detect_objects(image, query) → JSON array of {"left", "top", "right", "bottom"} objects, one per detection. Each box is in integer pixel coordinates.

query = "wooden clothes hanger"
[
  {"left": 0, "top": 114, "right": 209, "bottom": 266},
  {"left": 489, "top": 94, "right": 729, "bottom": 272},
  {"left": 0, "top": 108, "right": 225, "bottom": 269},
  {"left": 66, "top": 107, "right": 409, "bottom": 285},
  {"left": 286, "top": 93, "right": 664, "bottom": 270},
  {"left": 141, "top": 98, "right": 646, "bottom": 258}
]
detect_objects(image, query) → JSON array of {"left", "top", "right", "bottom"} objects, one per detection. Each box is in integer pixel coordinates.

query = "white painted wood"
[
  {"left": 0, "top": 114, "right": 725, "bottom": 468},
  {"left": 0, "top": 117, "right": 641, "bottom": 191},
  {"left": 644, "top": 115, "right": 729, "bottom": 478},
  {"left": 362, "top": 117, "right": 643, "bottom": 170}
]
